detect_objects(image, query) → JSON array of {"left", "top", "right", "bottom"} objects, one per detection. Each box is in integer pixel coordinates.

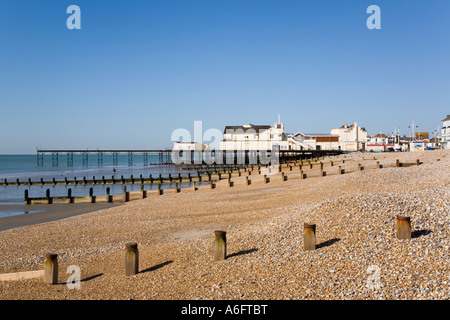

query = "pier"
[
  {"left": 36, "top": 148, "right": 343, "bottom": 167},
  {"left": 36, "top": 149, "right": 173, "bottom": 167}
]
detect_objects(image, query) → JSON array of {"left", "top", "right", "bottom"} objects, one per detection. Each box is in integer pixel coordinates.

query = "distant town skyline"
[{"left": 1, "top": 0, "right": 449, "bottom": 154}]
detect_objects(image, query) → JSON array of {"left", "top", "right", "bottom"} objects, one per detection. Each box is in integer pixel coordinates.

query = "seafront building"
[
  {"left": 219, "top": 123, "right": 288, "bottom": 151},
  {"left": 330, "top": 122, "right": 368, "bottom": 152},
  {"left": 219, "top": 121, "right": 366, "bottom": 152}
]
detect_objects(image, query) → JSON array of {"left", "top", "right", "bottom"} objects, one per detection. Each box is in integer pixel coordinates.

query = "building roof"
[
  {"left": 223, "top": 125, "right": 272, "bottom": 134},
  {"left": 442, "top": 115, "right": 450, "bottom": 121},
  {"left": 303, "top": 133, "right": 339, "bottom": 137}
]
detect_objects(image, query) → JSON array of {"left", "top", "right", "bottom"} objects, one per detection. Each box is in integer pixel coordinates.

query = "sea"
[{"left": 0, "top": 154, "right": 196, "bottom": 218}]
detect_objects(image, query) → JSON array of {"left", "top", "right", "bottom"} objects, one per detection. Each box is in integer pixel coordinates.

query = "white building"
[
  {"left": 173, "top": 141, "right": 208, "bottom": 151},
  {"left": 442, "top": 115, "right": 450, "bottom": 150},
  {"left": 365, "top": 134, "right": 398, "bottom": 152},
  {"left": 220, "top": 123, "right": 288, "bottom": 151},
  {"left": 330, "top": 122, "right": 367, "bottom": 151},
  {"left": 220, "top": 121, "right": 368, "bottom": 152},
  {"left": 288, "top": 132, "right": 339, "bottom": 150}
]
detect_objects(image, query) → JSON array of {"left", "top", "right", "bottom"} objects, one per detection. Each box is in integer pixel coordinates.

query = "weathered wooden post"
[
  {"left": 74, "top": 177, "right": 78, "bottom": 185},
  {"left": 416, "top": 159, "right": 420, "bottom": 166},
  {"left": 44, "top": 253, "right": 58, "bottom": 285},
  {"left": 301, "top": 170, "right": 306, "bottom": 179},
  {"left": 64, "top": 177, "right": 68, "bottom": 185},
  {"left": 141, "top": 184, "right": 147, "bottom": 198},
  {"left": 106, "top": 187, "right": 112, "bottom": 203},
  {"left": 28, "top": 178, "right": 32, "bottom": 185},
  {"left": 282, "top": 172, "right": 287, "bottom": 181},
  {"left": 24, "top": 190, "right": 30, "bottom": 205},
  {"left": 210, "top": 180, "right": 216, "bottom": 189},
  {"left": 338, "top": 166, "right": 343, "bottom": 175},
  {"left": 246, "top": 176, "right": 251, "bottom": 185},
  {"left": 93, "top": 176, "right": 96, "bottom": 185},
  {"left": 376, "top": 161, "right": 380, "bottom": 169},
  {"left": 66, "top": 188, "right": 73, "bottom": 204},
  {"left": 264, "top": 174, "right": 269, "bottom": 184},
  {"left": 214, "top": 231, "right": 227, "bottom": 261},
  {"left": 90, "top": 187, "right": 96, "bottom": 203},
  {"left": 125, "top": 243, "right": 139, "bottom": 276},
  {"left": 228, "top": 178, "right": 234, "bottom": 187},
  {"left": 158, "top": 183, "right": 163, "bottom": 195},
  {"left": 46, "top": 189, "right": 52, "bottom": 204},
  {"left": 193, "top": 181, "right": 198, "bottom": 191},
  {"left": 52, "top": 177, "right": 56, "bottom": 185},
  {"left": 123, "top": 186, "right": 129, "bottom": 202},
  {"left": 175, "top": 182, "right": 180, "bottom": 193},
  {"left": 396, "top": 159, "right": 400, "bottom": 167},
  {"left": 41, "top": 178, "right": 44, "bottom": 186},
  {"left": 304, "top": 223, "right": 316, "bottom": 251},
  {"left": 188, "top": 173, "right": 192, "bottom": 182},
  {"left": 83, "top": 176, "right": 87, "bottom": 185},
  {"left": 396, "top": 216, "right": 411, "bottom": 240}
]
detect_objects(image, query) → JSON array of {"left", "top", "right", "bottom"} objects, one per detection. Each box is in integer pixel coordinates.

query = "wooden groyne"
[{"left": 17, "top": 158, "right": 421, "bottom": 205}]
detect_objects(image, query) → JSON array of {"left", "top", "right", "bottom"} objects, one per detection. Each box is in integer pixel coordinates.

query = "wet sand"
[{"left": 0, "top": 203, "right": 120, "bottom": 232}]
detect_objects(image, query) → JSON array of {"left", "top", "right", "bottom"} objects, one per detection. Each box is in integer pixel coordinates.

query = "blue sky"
[{"left": 0, "top": 0, "right": 449, "bottom": 153}]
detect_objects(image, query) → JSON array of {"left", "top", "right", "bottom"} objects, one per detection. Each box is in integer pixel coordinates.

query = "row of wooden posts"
[
  {"left": 23, "top": 158, "right": 421, "bottom": 205},
  {"left": 42, "top": 215, "right": 413, "bottom": 284},
  {"left": 4, "top": 157, "right": 335, "bottom": 187}
]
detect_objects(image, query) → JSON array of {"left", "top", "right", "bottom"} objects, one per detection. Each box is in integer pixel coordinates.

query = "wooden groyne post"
[
  {"left": 396, "top": 216, "right": 411, "bottom": 240},
  {"left": 125, "top": 243, "right": 139, "bottom": 276},
  {"left": 304, "top": 223, "right": 316, "bottom": 251},
  {"left": 214, "top": 231, "right": 227, "bottom": 261},
  {"left": 44, "top": 253, "right": 58, "bottom": 284}
]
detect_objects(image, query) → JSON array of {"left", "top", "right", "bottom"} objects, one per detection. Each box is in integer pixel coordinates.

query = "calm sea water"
[{"left": 0, "top": 154, "right": 190, "bottom": 208}]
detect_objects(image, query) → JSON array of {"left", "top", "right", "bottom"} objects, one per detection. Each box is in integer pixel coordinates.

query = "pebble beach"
[{"left": 0, "top": 150, "right": 449, "bottom": 300}]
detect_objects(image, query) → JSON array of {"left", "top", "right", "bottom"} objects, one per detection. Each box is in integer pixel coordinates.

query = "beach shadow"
[
  {"left": 316, "top": 238, "right": 341, "bottom": 249},
  {"left": 227, "top": 248, "right": 258, "bottom": 259},
  {"left": 140, "top": 260, "right": 173, "bottom": 274},
  {"left": 58, "top": 273, "right": 103, "bottom": 286},
  {"left": 412, "top": 229, "right": 432, "bottom": 239}
]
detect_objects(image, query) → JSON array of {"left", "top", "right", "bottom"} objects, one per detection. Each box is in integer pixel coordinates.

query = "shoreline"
[{"left": 0, "top": 203, "right": 120, "bottom": 232}]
